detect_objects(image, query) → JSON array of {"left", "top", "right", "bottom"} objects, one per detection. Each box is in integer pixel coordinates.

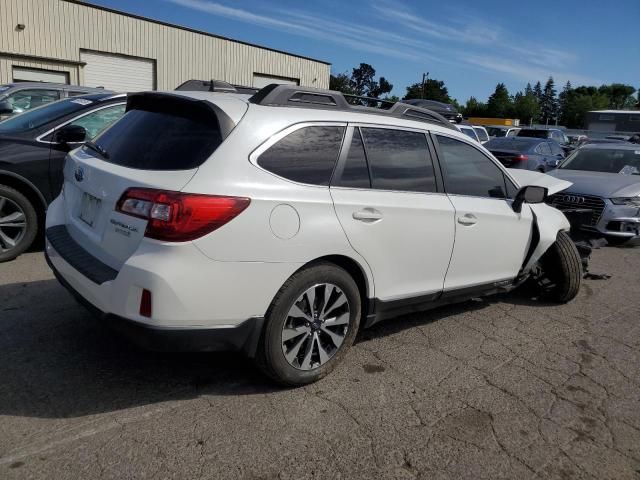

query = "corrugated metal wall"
[{"left": 0, "top": 0, "right": 330, "bottom": 89}]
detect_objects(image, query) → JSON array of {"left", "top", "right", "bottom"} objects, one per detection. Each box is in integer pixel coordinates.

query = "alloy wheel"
[
  {"left": 0, "top": 196, "right": 27, "bottom": 253},
  {"left": 281, "top": 283, "right": 350, "bottom": 371}
]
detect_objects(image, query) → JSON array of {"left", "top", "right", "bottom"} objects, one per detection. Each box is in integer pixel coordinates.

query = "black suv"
[
  {"left": 0, "top": 93, "right": 125, "bottom": 261},
  {"left": 402, "top": 99, "right": 463, "bottom": 123}
]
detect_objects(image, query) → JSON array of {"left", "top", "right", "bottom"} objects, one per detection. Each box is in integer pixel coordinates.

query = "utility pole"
[{"left": 421, "top": 72, "right": 429, "bottom": 99}]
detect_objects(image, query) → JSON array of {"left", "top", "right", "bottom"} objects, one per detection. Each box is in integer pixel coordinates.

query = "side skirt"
[{"left": 364, "top": 278, "right": 518, "bottom": 328}]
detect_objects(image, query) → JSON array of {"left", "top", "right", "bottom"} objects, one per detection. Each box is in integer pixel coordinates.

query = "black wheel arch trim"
[{"left": 0, "top": 169, "right": 48, "bottom": 210}]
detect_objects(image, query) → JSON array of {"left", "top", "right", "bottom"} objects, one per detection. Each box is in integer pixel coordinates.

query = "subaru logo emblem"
[{"left": 74, "top": 166, "right": 84, "bottom": 182}]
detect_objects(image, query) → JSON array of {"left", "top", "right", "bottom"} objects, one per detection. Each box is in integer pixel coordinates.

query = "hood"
[
  {"left": 547, "top": 169, "right": 640, "bottom": 197},
  {"left": 506, "top": 169, "right": 572, "bottom": 195}
]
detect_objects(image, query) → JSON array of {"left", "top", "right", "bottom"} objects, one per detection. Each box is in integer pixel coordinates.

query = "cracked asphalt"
[{"left": 1, "top": 245, "right": 640, "bottom": 480}]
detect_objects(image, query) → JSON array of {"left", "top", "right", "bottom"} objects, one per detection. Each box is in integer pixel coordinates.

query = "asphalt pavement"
[{"left": 1, "top": 246, "right": 639, "bottom": 479}]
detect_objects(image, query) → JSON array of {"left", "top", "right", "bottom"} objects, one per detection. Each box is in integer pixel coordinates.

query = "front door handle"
[
  {"left": 457, "top": 213, "right": 477, "bottom": 226},
  {"left": 352, "top": 208, "right": 383, "bottom": 222}
]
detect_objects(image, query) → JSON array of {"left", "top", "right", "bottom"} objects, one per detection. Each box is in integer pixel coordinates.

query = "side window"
[
  {"left": 436, "top": 135, "right": 507, "bottom": 199},
  {"left": 549, "top": 142, "right": 563, "bottom": 155},
  {"left": 361, "top": 128, "right": 436, "bottom": 193},
  {"left": 7, "top": 89, "right": 60, "bottom": 113},
  {"left": 332, "top": 128, "right": 370, "bottom": 188},
  {"left": 67, "top": 91, "right": 89, "bottom": 97},
  {"left": 69, "top": 104, "right": 126, "bottom": 140},
  {"left": 258, "top": 126, "right": 345, "bottom": 186}
]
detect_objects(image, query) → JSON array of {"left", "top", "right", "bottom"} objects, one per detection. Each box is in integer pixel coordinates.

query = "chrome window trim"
[{"left": 35, "top": 101, "right": 126, "bottom": 145}]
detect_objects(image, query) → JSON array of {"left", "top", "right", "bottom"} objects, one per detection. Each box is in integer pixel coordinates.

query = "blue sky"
[{"left": 92, "top": 0, "right": 639, "bottom": 103}]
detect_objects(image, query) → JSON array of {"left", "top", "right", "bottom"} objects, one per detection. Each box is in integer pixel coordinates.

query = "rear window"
[
  {"left": 257, "top": 126, "right": 345, "bottom": 185},
  {"left": 88, "top": 105, "right": 222, "bottom": 170},
  {"left": 518, "top": 129, "right": 548, "bottom": 139},
  {"left": 486, "top": 138, "right": 536, "bottom": 152}
]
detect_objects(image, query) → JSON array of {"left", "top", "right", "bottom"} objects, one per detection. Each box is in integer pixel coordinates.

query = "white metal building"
[{"left": 0, "top": 0, "right": 330, "bottom": 91}]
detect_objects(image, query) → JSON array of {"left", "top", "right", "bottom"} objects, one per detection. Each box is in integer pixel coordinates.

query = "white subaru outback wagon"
[{"left": 45, "top": 85, "right": 581, "bottom": 385}]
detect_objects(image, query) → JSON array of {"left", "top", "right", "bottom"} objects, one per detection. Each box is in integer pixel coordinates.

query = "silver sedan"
[{"left": 547, "top": 143, "right": 640, "bottom": 245}]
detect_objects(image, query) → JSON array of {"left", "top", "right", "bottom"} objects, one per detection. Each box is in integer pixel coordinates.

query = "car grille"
[{"left": 547, "top": 193, "right": 605, "bottom": 226}]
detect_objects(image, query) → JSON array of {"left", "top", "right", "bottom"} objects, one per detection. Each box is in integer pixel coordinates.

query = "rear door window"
[
  {"left": 332, "top": 128, "right": 371, "bottom": 189},
  {"left": 87, "top": 103, "right": 224, "bottom": 170},
  {"left": 360, "top": 128, "right": 436, "bottom": 193},
  {"left": 258, "top": 126, "right": 345, "bottom": 185},
  {"left": 536, "top": 142, "right": 551, "bottom": 155},
  {"left": 68, "top": 104, "right": 125, "bottom": 139},
  {"left": 436, "top": 135, "right": 508, "bottom": 199}
]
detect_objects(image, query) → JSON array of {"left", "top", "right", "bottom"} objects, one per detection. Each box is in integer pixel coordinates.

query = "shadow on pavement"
[{"left": 0, "top": 276, "right": 560, "bottom": 419}]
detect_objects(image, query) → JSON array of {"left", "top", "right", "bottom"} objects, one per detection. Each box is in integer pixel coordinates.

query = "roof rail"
[
  {"left": 248, "top": 84, "right": 457, "bottom": 130},
  {"left": 175, "top": 79, "right": 259, "bottom": 95}
]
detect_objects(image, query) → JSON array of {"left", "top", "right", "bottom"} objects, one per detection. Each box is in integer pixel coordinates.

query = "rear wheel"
[
  {"left": 257, "top": 263, "right": 361, "bottom": 386},
  {"left": 532, "top": 230, "right": 582, "bottom": 303},
  {"left": 0, "top": 185, "right": 38, "bottom": 263}
]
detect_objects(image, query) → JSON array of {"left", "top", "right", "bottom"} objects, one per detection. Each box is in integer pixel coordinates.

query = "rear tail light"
[
  {"left": 515, "top": 154, "right": 529, "bottom": 162},
  {"left": 116, "top": 188, "right": 250, "bottom": 241}
]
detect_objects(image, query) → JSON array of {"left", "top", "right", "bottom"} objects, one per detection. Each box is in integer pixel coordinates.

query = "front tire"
[
  {"left": 534, "top": 231, "right": 582, "bottom": 302},
  {"left": 0, "top": 185, "right": 38, "bottom": 263},
  {"left": 257, "top": 263, "right": 361, "bottom": 386}
]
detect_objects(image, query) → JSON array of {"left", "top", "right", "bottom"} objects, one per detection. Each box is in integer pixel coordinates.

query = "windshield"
[
  {"left": 486, "top": 127, "right": 506, "bottom": 137},
  {"left": 518, "top": 130, "right": 548, "bottom": 139},
  {"left": 560, "top": 148, "right": 640, "bottom": 174},
  {"left": 486, "top": 138, "right": 536, "bottom": 152},
  {"left": 0, "top": 98, "right": 91, "bottom": 133}
]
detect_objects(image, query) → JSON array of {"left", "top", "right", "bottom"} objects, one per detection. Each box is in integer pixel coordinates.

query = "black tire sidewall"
[
  {"left": 260, "top": 263, "right": 361, "bottom": 386},
  {"left": 0, "top": 185, "right": 38, "bottom": 262}
]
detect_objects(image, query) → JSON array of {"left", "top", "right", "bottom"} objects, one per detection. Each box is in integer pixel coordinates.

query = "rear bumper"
[{"left": 45, "top": 248, "right": 264, "bottom": 354}]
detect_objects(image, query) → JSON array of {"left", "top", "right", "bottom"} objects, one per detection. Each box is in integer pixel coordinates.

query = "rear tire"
[
  {"left": 535, "top": 230, "right": 582, "bottom": 303},
  {"left": 0, "top": 185, "right": 38, "bottom": 263},
  {"left": 256, "top": 263, "right": 361, "bottom": 386}
]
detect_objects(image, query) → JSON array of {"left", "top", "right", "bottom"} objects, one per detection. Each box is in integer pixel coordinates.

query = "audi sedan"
[{"left": 547, "top": 144, "right": 640, "bottom": 245}]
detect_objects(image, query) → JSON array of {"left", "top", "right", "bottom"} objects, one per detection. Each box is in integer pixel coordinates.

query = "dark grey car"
[
  {"left": 0, "top": 82, "right": 111, "bottom": 118},
  {"left": 547, "top": 144, "right": 640, "bottom": 245},
  {"left": 486, "top": 137, "right": 565, "bottom": 172}
]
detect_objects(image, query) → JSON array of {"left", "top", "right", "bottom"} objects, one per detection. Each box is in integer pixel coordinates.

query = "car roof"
[{"left": 578, "top": 142, "right": 637, "bottom": 150}]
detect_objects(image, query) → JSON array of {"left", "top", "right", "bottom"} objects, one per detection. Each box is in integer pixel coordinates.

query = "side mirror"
[
  {"left": 53, "top": 124, "right": 87, "bottom": 146},
  {"left": 0, "top": 99, "right": 13, "bottom": 114},
  {"left": 512, "top": 185, "right": 547, "bottom": 213}
]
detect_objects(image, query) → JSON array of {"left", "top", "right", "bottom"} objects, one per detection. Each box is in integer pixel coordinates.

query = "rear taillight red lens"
[
  {"left": 515, "top": 154, "right": 529, "bottom": 162},
  {"left": 116, "top": 188, "right": 250, "bottom": 241},
  {"left": 140, "top": 289, "right": 152, "bottom": 317}
]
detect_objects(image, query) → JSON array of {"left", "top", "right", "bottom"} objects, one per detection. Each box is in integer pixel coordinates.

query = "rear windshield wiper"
[{"left": 84, "top": 141, "right": 109, "bottom": 159}]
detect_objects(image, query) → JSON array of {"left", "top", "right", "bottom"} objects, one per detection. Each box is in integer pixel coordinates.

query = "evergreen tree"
[
  {"left": 486, "top": 83, "right": 512, "bottom": 118},
  {"left": 558, "top": 81, "right": 572, "bottom": 126},
  {"left": 540, "top": 77, "right": 558, "bottom": 124},
  {"left": 533, "top": 81, "right": 543, "bottom": 101},
  {"left": 524, "top": 83, "right": 534, "bottom": 96}
]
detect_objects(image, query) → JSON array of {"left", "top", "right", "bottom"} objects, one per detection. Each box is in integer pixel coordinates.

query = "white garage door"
[
  {"left": 253, "top": 73, "right": 299, "bottom": 89},
  {"left": 13, "top": 67, "right": 69, "bottom": 84},
  {"left": 81, "top": 51, "right": 154, "bottom": 92}
]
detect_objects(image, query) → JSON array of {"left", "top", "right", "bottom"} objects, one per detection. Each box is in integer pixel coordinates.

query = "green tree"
[
  {"left": 524, "top": 83, "right": 534, "bottom": 96},
  {"left": 349, "top": 63, "right": 393, "bottom": 98},
  {"left": 533, "top": 81, "right": 543, "bottom": 102},
  {"left": 540, "top": 77, "right": 558, "bottom": 124},
  {"left": 558, "top": 81, "right": 572, "bottom": 126},
  {"left": 404, "top": 79, "right": 451, "bottom": 102},
  {"left": 598, "top": 83, "right": 637, "bottom": 109},
  {"left": 329, "top": 72, "right": 354, "bottom": 94},
  {"left": 513, "top": 92, "right": 539, "bottom": 125},
  {"left": 463, "top": 96, "right": 488, "bottom": 117},
  {"left": 562, "top": 86, "right": 609, "bottom": 128},
  {"left": 486, "top": 83, "right": 512, "bottom": 117}
]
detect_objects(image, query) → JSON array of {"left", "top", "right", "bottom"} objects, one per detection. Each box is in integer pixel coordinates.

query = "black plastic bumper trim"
[
  {"left": 46, "top": 225, "right": 118, "bottom": 285},
  {"left": 45, "top": 249, "right": 265, "bottom": 356}
]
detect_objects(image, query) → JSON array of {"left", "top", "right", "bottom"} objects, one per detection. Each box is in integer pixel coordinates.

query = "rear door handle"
[
  {"left": 457, "top": 213, "right": 477, "bottom": 226},
  {"left": 352, "top": 208, "right": 383, "bottom": 222}
]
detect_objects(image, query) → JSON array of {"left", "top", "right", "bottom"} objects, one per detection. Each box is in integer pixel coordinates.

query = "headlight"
[{"left": 610, "top": 197, "right": 640, "bottom": 206}]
